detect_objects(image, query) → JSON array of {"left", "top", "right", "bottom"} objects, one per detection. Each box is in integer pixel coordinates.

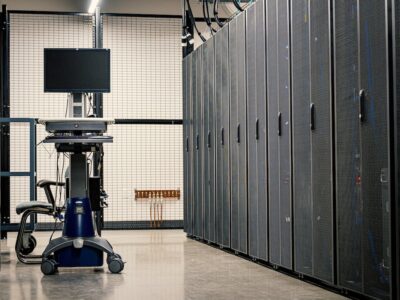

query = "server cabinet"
[
  {"left": 215, "top": 26, "right": 231, "bottom": 248},
  {"left": 202, "top": 39, "right": 216, "bottom": 243},
  {"left": 192, "top": 48, "right": 204, "bottom": 239},
  {"left": 246, "top": 1, "right": 268, "bottom": 261},
  {"left": 183, "top": 54, "right": 193, "bottom": 235},
  {"left": 335, "top": 0, "right": 391, "bottom": 298},
  {"left": 291, "top": 0, "right": 333, "bottom": 283},
  {"left": 266, "top": 0, "right": 292, "bottom": 269},
  {"left": 183, "top": 55, "right": 187, "bottom": 233},
  {"left": 229, "top": 12, "right": 248, "bottom": 255},
  {"left": 394, "top": 3, "right": 400, "bottom": 299}
]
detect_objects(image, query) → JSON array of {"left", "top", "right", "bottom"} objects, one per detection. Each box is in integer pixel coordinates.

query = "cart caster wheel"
[
  {"left": 21, "top": 235, "right": 37, "bottom": 255},
  {"left": 108, "top": 257, "right": 124, "bottom": 274},
  {"left": 107, "top": 253, "right": 121, "bottom": 265},
  {"left": 41, "top": 259, "right": 58, "bottom": 275}
]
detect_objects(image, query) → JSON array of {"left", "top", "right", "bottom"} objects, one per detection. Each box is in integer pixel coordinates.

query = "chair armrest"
[
  {"left": 37, "top": 180, "right": 65, "bottom": 188},
  {"left": 36, "top": 180, "right": 65, "bottom": 207}
]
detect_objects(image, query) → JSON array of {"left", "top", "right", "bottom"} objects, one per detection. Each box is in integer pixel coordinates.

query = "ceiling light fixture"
[{"left": 88, "top": 0, "right": 100, "bottom": 14}]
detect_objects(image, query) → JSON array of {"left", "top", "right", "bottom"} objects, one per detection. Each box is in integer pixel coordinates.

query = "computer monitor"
[{"left": 44, "top": 48, "right": 110, "bottom": 93}]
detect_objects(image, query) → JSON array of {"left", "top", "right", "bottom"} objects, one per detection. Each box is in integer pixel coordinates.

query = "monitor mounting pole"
[
  {"left": 67, "top": 93, "right": 88, "bottom": 201},
  {"left": 68, "top": 93, "right": 86, "bottom": 118}
]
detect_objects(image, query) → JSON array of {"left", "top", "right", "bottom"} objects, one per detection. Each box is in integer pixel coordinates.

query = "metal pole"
[
  {"left": 93, "top": 6, "right": 104, "bottom": 235},
  {"left": 0, "top": 5, "right": 10, "bottom": 240}
]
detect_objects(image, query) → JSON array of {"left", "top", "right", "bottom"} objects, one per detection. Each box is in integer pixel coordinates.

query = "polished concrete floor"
[{"left": 0, "top": 230, "right": 347, "bottom": 300}]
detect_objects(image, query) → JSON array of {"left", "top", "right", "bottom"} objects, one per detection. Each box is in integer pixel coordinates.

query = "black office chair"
[{"left": 15, "top": 180, "right": 64, "bottom": 264}]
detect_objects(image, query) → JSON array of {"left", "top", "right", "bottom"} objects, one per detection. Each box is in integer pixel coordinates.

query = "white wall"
[
  {"left": 9, "top": 13, "right": 93, "bottom": 222},
  {"left": 8, "top": 12, "right": 184, "bottom": 224},
  {"left": 102, "top": 15, "right": 183, "bottom": 222}
]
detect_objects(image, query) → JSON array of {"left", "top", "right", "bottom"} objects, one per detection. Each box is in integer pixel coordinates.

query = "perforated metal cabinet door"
[
  {"left": 202, "top": 43, "right": 211, "bottom": 241},
  {"left": 246, "top": 0, "right": 268, "bottom": 261},
  {"left": 277, "top": 0, "right": 292, "bottom": 269},
  {"left": 247, "top": 5, "right": 258, "bottom": 258},
  {"left": 187, "top": 54, "right": 194, "bottom": 236},
  {"left": 266, "top": 0, "right": 281, "bottom": 266},
  {"left": 334, "top": 0, "right": 362, "bottom": 292},
  {"left": 182, "top": 56, "right": 186, "bottom": 232},
  {"left": 229, "top": 17, "right": 239, "bottom": 253},
  {"left": 215, "top": 26, "right": 231, "bottom": 248},
  {"left": 191, "top": 51, "right": 198, "bottom": 237},
  {"left": 207, "top": 38, "right": 216, "bottom": 243},
  {"left": 183, "top": 56, "right": 189, "bottom": 233},
  {"left": 215, "top": 32, "right": 224, "bottom": 246},
  {"left": 237, "top": 12, "right": 248, "bottom": 255},
  {"left": 395, "top": 3, "right": 400, "bottom": 299},
  {"left": 255, "top": 0, "right": 268, "bottom": 261},
  {"left": 183, "top": 55, "right": 194, "bottom": 235},
  {"left": 202, "top": 39, "right": 216, "bottom": 243},
  {"left": 359, "top": 0, "right": 391, "bottom": 298},
  {"left": 221, "top": 27, "right": 231, "bottom": 248},
  {"left": 190, "top": 52, "right": 198, "bottom": 238},
  {"left": 193, "top": 48, "right": 204, "bottom": 239},
  {"left": 309, "top": 0, "right": 334, "bottom": 284},
  {"left": 229, "top": 13, "right": 248, "bottom": 255},
  {"left": 335, "top": 1, "right": 392, "bottom": 298},
  {"left": 197, "top": 48, "right": 204, "bottom": 240},
  {"left": 291, "top": 0, "right": 312, "bottom": 276}
]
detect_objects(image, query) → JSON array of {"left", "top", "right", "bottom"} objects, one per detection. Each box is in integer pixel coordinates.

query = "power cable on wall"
[
  {"left": 185, "top": 0, "right": 207, "bottom": 42},
  {"left": 213, "top": 0, "right": 254, "bottom": 29},
  {"left": 184, "top": 0, "right": 254, "bottom": 44},
  {"left": 213, "top": 0, "right": 225, "bottom": 28},
  {"left": 232, "top": 0, "right": 244, "bottom": 11},
  {"left": 203, "top": 0, "right": 217, "bottom": 33}
]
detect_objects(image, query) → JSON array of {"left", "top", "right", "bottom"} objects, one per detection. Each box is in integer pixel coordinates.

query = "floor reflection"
[{"left": 0, "top": 230, "right": 346, "bottom": 300}]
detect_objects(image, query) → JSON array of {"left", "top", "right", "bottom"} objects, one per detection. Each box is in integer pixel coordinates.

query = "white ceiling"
[{"left": 0, "top": 0, "right": 233, "bottom": 16}]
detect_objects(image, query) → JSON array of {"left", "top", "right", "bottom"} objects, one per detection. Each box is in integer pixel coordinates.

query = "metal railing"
[{"left": 0, "top": 118, "right": 36, "bottom": 232}]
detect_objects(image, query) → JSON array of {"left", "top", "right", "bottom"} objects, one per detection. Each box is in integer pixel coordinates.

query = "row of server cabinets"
[{"left": 183, "top": 0, "right": 399, "bottom": 299}]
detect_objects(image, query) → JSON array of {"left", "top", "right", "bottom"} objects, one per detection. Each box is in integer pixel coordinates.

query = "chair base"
[{"left": 15, "top": 207, "right": 54, "bottom": 264}]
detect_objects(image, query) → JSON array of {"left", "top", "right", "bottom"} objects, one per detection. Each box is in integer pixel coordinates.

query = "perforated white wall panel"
[
  {"left": 102, "top": 16, "right": 183, "bottom": 222},
  {"left": 103, "top": 16, "right": 182, "bottom": 119},
  {"left": 9, "top": 13, "right": 183, "bottom": 225},
  {"left": 9, "top": 13, "right": 93, "bottom": 222},
  {"left": 103, "top": 125, "right": 183, "bottom": 222}
]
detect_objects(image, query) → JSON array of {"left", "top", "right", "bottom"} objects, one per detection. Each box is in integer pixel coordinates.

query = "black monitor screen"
[{"left": 44, "top": 48, "right": 110, "bottom": 93}]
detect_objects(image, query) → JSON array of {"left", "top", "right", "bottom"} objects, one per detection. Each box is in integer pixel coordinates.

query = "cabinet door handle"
[
  {"left": 196, "top": 134, "right": 199, "bottom": 150},
  {"left": 207, "top": 131, "right": 211, "bottom": 148},
  {"left": 310, "top": 103, "right": 315, "bottom": 131},
  {"left": 221, "top": 128, "right": 225, "bottom": 145},
  {"left": 278, "top": 112, "right": 282, "bottom": 136},
  {"left": 359, "top": 89, "right": 365, "bottom": 122},
  {"left": 255, "top": 118, "right": 259, "bottom": 140},
  {"left": 237, "top": 124, "right": 241, "bottom": 143},
  {"left": 186, "top": 136, "right": 189, "bottom": 152}
]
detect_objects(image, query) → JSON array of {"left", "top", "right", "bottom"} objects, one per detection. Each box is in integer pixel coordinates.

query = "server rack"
[
  {"left": 183, "top": 54, "right": 193, "bottom": 236},
  {"left": 246, "top": 1, "right": 268, "bottom": 261},
  {"left": 229, "top": 12, "right": 248, "bottom": 255},
  {"left": 266, "top": 0, "right": 292, "bottom": 269},
  {"left": 334, "top": 0, "right": 392, "bottom": 298},
  {"left": 291, "top": 0, "right": 334, "bottom": 283},
  {"left": 183, "top": 55, "right": 188, "bottom": 233},
  {"left": 215, "top": 25, "right": 231, "bottom": 248},
  {"left": 192, "top": 48, "right": 204, "bottom": 239},
  {"left": 202, "top": 39, "right": 216, "bottom": 243},
  {"left": 184, "top": 1, "right": 400, "bottom": 298},
  {"left": 393, "top": 3, "right": 400, "bottom": 299}
]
